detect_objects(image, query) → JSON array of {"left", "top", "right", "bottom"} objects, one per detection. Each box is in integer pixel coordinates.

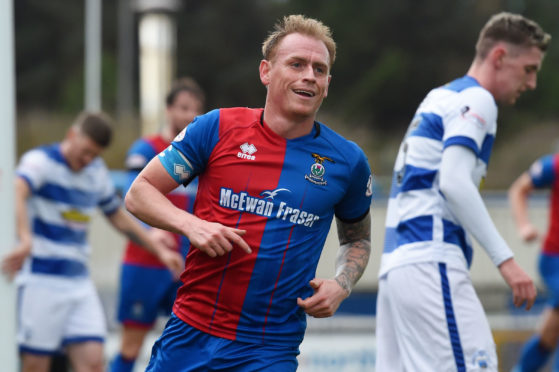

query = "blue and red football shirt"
[
  {"left": 158, "top": 107, "right": 373, "bottom": 347},
  {"left": 123, "top": 134, "right": 196, "bottom": 267},
  {"left": 529, "top": 154, "right": 559, "bottom": 255}
]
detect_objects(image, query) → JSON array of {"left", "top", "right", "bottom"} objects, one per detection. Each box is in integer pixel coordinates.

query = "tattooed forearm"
[{"left": 334, "top": 213, "right": 371, "bottom": 294}]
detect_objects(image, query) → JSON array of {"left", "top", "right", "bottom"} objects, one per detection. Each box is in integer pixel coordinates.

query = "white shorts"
[
  {"left": 17, "top": 278, "right": 106, "bottom": 354},
  {"left": 375, "top": 262, "right": 497, "bottom": 372}
]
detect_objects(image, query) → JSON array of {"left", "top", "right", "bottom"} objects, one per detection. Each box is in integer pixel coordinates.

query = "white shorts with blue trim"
[
  {"left": 17, "top": 277, "right": 106, "bottom": 354},
  {"left": 375, "top": 262, "right": 497, "bottom": 372}
]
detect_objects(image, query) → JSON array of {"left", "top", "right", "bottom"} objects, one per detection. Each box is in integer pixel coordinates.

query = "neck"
[
  {"left": 59, "top": 140, "right": 70, "bottom": 158},
  {"left": 263, "top": 106, "right": 316, "bottom": 139},
  {"left": 466, "top": 60, "right": 495, "bottom": 97},
  {"left": 161, "top": 124, "right": 177, "bottom": 142}
]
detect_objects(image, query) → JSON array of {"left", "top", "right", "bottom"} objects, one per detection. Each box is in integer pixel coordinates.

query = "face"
[
  {"left": 166, "top": 90, "right": 204, "bottom": 136},
  {"left": 63, "top": 128, "right": 105, "bottom": 171},
  {"left": 259, "top": 33, "right": 331, "bottom": 120},
  {"left": 494, "top": 44, "right": 544, "bottom": 105}
]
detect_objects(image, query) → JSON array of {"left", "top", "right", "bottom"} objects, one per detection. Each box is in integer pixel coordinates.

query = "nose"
[
  {"left": 82, "top": 154, "right": 95, "bottom": 166},
  {"left": 302, "top": 65, "right": 316, "bottom": 81},
  {"left": 526, "top": 73, "right": 537, "bottom": 90}
]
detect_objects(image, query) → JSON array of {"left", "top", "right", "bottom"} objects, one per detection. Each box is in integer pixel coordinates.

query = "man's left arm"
[
  {"left": 334, "top": 213, "right": 372, "bottom": 294},
  {"left": 107, "top": 208, "right": 184, "bottom": 278},
  {"left": 297, "top": 213, "right": 371, "bottom": 318}
]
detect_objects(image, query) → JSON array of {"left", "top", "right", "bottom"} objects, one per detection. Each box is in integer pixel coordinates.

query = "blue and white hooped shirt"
[
  {"left": 16, "top": 143, "right": 121, "bottom": 283},
  {"left": 380, "top": 76, "right": 498, "bottom": 277}
]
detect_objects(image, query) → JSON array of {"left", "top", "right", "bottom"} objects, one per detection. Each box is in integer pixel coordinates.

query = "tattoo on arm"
[{"left": 335, "top": 213, "right": 371, "bottom": 294}]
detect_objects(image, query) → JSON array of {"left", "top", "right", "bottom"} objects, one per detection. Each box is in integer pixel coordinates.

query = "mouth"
[{"left": 293, "top": 89, "right": 315, "bottom": 98}]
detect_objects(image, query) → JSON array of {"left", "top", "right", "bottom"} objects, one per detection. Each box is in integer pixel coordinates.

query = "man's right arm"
[
  {"left": 125, "top": 157, "right": 251, "bottom": 257},
  {"left": 439, "top": 145, "right": 536, "bottom": 310},
  {"left": 2, "top": 177, "right": 33, "bottom": 279},
  {"left": 509, "top": 172, "right": 539, "bottom": 242}
]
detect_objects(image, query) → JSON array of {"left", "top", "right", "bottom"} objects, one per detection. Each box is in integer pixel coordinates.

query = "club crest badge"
[{"left": 305, "top": 153, "right": 334, "bottom": 186}]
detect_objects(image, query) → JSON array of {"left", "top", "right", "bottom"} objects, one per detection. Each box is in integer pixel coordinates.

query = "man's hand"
[
  {"left": 296, "top": 278, "right": 349, "bottom": 318},
  {"left": 519, "top": 224, "right": 539, "bottom": 242},
  {"left": 499, "top": 258, "right": 537, "bottom": 310},
  {"left": 2, "top": 239, "right": 32, "bottom": 280},
  {"left": 149, "top": 228, "right": 178, "bottom": 250},
  {"left": 156, "top": 248, "right": 184, "bottom": 280},
  {"left": 185, "top": 217, "right": 251, "bottom": 257}
]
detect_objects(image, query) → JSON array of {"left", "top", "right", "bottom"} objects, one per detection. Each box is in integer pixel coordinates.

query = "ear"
[
  {"left": 259, "top": 59, "right": 271, "bottom": 86},
  {"left": 489, "top": 43, "right": 507, "bottom": 69},
  {"left": 323, "top": 75, "right": 332, "bottom": 98},
  {"left": 65, "top": 126, "right": 77, "bottom": 140}
]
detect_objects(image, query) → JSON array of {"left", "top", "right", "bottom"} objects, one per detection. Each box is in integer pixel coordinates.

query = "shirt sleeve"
[
  {"left": 125, "top": 138, "right": 157, "bottom": 171},
  {"left": 16, "top": 149, "right": 50, "bottom": 193},
  {"left": 440, "top": 145, "right": 513, "bottom": 266},
  {"left": 96, "top": 160, "right": 122, "bottom": 216},
  {"left": 334, "top": 144, "right": 373, "bottom": 222},
  {"left": 443, "top": 87, "right": 497, "bottom": 156},
  {"left": 529, "top": 154, "right": 557, "bottom": 189},
  {"left": 158, "top": 109, "right": 220, "bottom": 185}
]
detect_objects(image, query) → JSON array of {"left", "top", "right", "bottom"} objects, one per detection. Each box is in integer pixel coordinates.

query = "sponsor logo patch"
[
  {"left": 305, "top": 153, "right": 334, "bottom": 186},
  {"left": 238, "top": 142, "right": 257, "bottom": 160},
  {"left": 219, "top": 187, "right": 320, "bottom": 227}
]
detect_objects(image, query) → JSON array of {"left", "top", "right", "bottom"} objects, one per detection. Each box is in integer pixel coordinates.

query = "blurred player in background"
[
  {"left": 1, "top": 112, "right": 183, "bottom": 372},
  {"left": 125, "top": 14, "right": 373, "bottom": 372},
  {"left": 509, "top": 154, "right": 559, "bottom": 371},
  {"left": 376, "top": 12, "right": 550, "bottom": 371},
  {"left": 109, "top": 78, "right": 205, "bottom": 372}
]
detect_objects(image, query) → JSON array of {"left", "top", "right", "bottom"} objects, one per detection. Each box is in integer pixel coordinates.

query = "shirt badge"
[{"left": 305, "top": 153, "right": 334, "bottom": 186}]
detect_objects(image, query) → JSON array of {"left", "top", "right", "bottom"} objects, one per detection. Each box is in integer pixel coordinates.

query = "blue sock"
[
  {"left": 109, "top": 353, "right": 135, "bottom": 372},
  {"left": 518, "top": 335, "right": 551, "bottom": 372}
]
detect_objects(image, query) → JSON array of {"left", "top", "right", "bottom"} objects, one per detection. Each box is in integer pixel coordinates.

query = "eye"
[{"left": 524, "top": 66, "right": 538, "bottom": 74}]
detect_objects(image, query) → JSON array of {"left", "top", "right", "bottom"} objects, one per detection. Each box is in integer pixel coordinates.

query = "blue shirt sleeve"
[
  {"left": 334, "top": 144, "right": 373, "bottom": 222},
  {"left": 530, "top": 154, "right": 557, "bottom": 188},
  {"left": 125, "top": 138, "right": 158, "bottom": 170},
  {"left": 158, "top": 109, "right": 220, "bottom": 185}
]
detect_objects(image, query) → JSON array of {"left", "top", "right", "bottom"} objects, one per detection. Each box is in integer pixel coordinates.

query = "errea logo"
[{"left": 238, "top": 142, "right": 257, "bottom": 160}]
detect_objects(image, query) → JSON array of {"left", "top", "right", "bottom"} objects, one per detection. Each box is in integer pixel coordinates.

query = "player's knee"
[
  {"left": 78, "top": 356, "right": 105, "bottom": 372},
  {"left": 121, "top": 346, "right": 141, "bottom": 360},
  {"left": 21, "top": 353, "right": 51, "bottom": 372},
  {"left": 540, "top": 313, "right": 559, "bottom": 347}
]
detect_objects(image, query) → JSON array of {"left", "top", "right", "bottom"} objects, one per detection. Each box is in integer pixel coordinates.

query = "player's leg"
[
  {"left": 110, "top": 326, "right": 151, "bottom": 372},
  {"left": 375, "top": 274, "right": 405, "bottom": 372},
  {"left": 61, "top": 280, "right": 106, "bottom": 372},
  {"left": 446, "top": 264, "right": 497, "bottom": 371},
  {"left": 377, "top": 263, "right": 456, "bottom": 371},
  {"left": 49, "top": 351, "right": 70, "bottom": 372},
  {"left": 18, "top": 283, "right": 70, "bottom": 372},
  {"left": 110, "top": 265, "right": 175, "bottom": 372},
  {"left": 378, "top": 262, "right": 497, "bottom": 371},
  {"left": 21, "top": 353, "right": 52, "bottom": 372},
  {"left": 66, "top": 341, "right": 104, "bottom": 372},
  {"left": 515, "top": 253, "right": 559, "bottom": 371}
]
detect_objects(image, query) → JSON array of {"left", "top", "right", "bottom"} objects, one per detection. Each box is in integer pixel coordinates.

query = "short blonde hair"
[
  {"left": 475, "top": 12, "right": 551, "bottom": 59},
  {"left": 262, "top": 14, "right": 337, "bottom": 67}
]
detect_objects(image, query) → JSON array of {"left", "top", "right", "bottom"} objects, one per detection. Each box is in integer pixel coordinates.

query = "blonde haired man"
[{"left": 125, "top": 15, "right": 373, "bottom": 371}]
